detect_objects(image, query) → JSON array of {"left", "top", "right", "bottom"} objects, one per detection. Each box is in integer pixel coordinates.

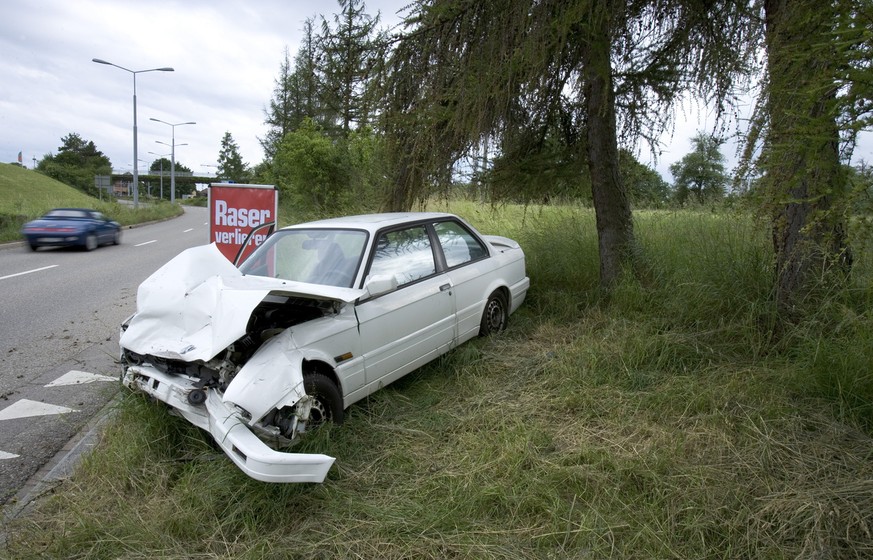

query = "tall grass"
[{"left": 4, "top": 202, "right": 872, "bottom": 559}]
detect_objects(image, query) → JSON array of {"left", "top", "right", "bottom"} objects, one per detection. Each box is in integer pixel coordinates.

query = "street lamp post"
[
  {"left": 156, "top": 139, "right": 188, "bottom": 202},
  {"left": 92, "top": 58, "right": 173, "bottom": 209},
  {"left": 137, "top": 159, "right": 150, "bottom": 197},
  {"left": 148, "top": 151, "right": 171, "bottom": 200},
  {"left": 150, "top": 118, "right": 195, "bottom": 203}
]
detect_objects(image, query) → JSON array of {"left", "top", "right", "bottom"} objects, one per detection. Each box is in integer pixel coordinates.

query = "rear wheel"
[
  {"left": 479, "top": 290, "right": 508, "bottom": 336},
  {"left": 84, "top": 234, "right": 98, "bottom": 251}
]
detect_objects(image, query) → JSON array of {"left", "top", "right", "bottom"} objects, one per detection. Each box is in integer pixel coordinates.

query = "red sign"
[{"left": 208, "top": 183, "right": 278, "bottom": 265}]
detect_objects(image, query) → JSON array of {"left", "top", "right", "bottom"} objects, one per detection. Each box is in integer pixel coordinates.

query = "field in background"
[{"left": 4, "top": 200, "right": 872, "bottom": 559}]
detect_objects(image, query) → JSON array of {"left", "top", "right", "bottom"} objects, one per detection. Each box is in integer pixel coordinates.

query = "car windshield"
[{"left": 238, "top": 228, "right": 367, "bottom": 288}]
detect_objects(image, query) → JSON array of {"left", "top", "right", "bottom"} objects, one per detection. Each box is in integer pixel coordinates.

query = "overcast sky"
[
  {"left": 0, "top": 0, "right": 409, "bottom": 179},
  {"left": 2, "top": 1, "right": 868, "bottom": 184}
]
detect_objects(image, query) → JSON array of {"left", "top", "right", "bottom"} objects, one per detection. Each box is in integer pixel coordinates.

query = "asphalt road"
[{"left": 0, "top": 206, "right": 210, "bottom": 505}]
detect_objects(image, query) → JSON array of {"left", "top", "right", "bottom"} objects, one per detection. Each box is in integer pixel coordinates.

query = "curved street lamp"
[
  {"left": 92, "top": 58, "right": 174, "bottom": 208},
  {"left": 150, "top": 118, "right": 196, "bottom": 203},
  {"left": 155, "top": 138, "right": 189, "bottom": 203},
  {"left": 148, "top": 150, "right": 172, "bottom": 200},
  {"left": 201, "top": 163, "right": 218, "bottom": 179}
]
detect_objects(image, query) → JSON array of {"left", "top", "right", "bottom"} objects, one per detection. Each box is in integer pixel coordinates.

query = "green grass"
[
  {"left": 0, "top": 163, "right": 182, "bottom": 242},
  {"left": 4, "top": 201, "right": 873, "bottom": 559}
]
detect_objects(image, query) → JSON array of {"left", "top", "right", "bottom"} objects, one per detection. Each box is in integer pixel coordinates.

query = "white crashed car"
[{"left": 120, "top": 212, "right": 529, "bottom": 483}]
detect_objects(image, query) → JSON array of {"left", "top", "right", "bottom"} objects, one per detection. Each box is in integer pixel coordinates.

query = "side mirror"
[{"left": 363, "top": 274, "right": 398, "bottom": 298}]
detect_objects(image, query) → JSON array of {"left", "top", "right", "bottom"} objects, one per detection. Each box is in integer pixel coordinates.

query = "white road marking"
[
  {"left": 45, "top": 370, "right": 116, "bottom": 387},
  {"left": 183, "top": 228, "right": 194, "bottom": 233},
  {"left": 0, "top": 399, "right": 78, "bottom": 421},
  {"left": 0, "top": 451, "right": 19, "bottom": 460},
  {"left": 0, "top": 265, "right": 59, "bottom": 281},
  {"left": 135, "top": 240, "right": 157, "bottom": 247}
]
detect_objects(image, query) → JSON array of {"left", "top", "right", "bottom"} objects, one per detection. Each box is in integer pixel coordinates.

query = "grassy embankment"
[
  {"left": 4, "top": 199, "right": 873, "bottom": 559},
  {"left": 0, "top": 163, "right": 183, "bottom": 243}
]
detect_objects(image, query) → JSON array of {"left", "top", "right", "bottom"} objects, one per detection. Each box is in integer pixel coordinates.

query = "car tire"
[
  {"left": 302, "top": 372, "right": 345, "bottom": 427},
  {"left": 479, "top": 290, "right": 509, "bottom": 336},
  {"left": 84, "top": 234, "right": 98, "bottom": 251},
  {"left": 112, "top": 229, "right": 121, "bottom": 245},
  {"left": 27, "top": 243, "right": 37, "bottom": 252}
]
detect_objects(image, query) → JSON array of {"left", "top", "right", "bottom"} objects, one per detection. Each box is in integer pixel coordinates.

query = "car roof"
[{"left": 281, "top": 212, "right": 458, "bottom": 234}]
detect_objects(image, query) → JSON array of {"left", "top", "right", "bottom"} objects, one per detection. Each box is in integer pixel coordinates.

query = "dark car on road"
[{"left": 21, "top": 208, "right": 121, "bottom": 251}]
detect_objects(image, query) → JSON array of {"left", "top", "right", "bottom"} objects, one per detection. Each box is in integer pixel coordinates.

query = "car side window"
[
  {"left": 369, "top": 225, "right": 436, "bottom": 286},
  {"left": 434, "top": 220, "right": 489, "bottom": 268}
]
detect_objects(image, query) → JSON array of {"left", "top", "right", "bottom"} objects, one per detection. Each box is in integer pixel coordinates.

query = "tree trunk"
[
  {"left": 384, "top": 130, "right": 420, "bottom": 212},
  {"left": 764, "top": 0, "right": 850, "bottom": 317},
  {"left": 583, "top": 0, "right": 635, "bottom": 290}
]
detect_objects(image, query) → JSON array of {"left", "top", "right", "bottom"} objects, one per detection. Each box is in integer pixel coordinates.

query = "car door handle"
[{"left": 440, "top": 283, "right": 452, "bottom": 292}]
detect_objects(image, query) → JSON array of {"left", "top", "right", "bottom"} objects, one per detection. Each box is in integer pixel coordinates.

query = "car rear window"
[{"left": 433, "top": 220, "right": 488, "bottom": 268}]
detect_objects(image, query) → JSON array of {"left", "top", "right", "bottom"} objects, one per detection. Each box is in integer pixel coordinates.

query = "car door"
[
  {"left": 355, "top": 224, "right": 456, "bottom": 387},
  {"left": 433, "top": 219, "right": 496, "bottom": 342},
  {"left": 89, "top": 211, "right": 113, "bottom": 244}
]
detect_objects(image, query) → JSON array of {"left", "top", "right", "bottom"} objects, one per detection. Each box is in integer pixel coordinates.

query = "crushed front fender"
[
  {"left": 222, "top": 333, "right": 308, "bottom": 425},
  {"left": 123, "top": 364, "right": 335, "bottom": 483}
]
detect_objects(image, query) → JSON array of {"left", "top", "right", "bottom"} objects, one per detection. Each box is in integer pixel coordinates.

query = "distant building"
[{"left": 113, "top": 179, "right": 130, "bottom": 196}]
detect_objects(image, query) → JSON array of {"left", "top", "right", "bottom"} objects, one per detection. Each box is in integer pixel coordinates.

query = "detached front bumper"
[{"left": 122, "top": 364, "right": 335, "bottom": 483}]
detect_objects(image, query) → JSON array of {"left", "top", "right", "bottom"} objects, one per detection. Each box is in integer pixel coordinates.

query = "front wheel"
[
  {"left": 299, "top": 373, "right": 344, "bottom": 430},
  {"left": 479, "top": 290, "right": 509, "bottom": 336}
]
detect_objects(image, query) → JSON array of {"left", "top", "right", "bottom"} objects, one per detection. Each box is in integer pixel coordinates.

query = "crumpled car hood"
[{"left": 120, "top": 243, "right": 365, "bottom": 362}]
